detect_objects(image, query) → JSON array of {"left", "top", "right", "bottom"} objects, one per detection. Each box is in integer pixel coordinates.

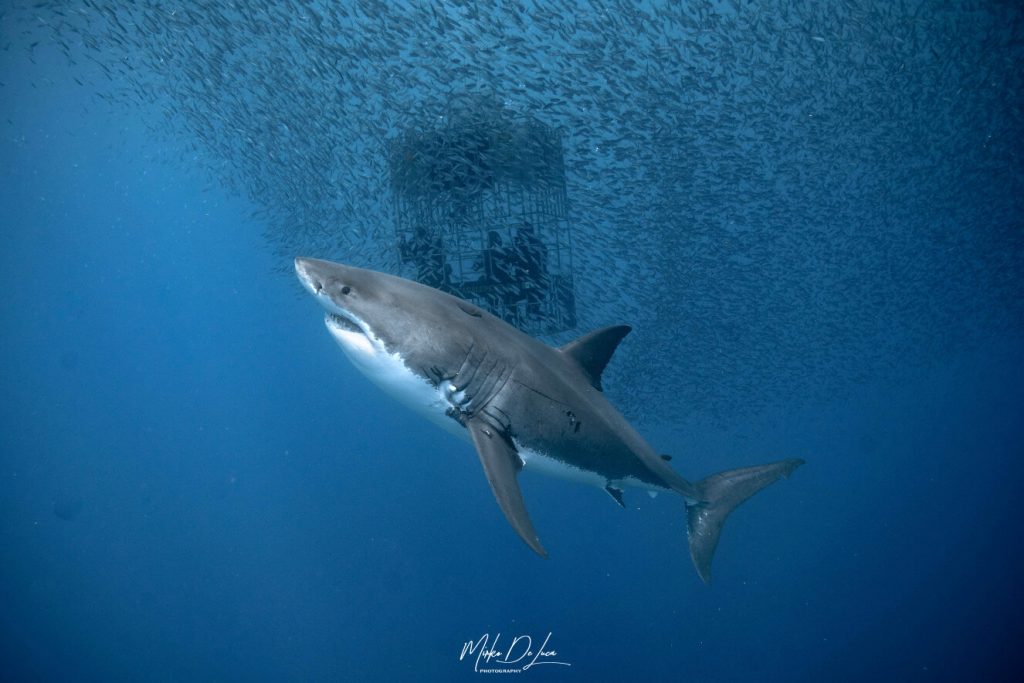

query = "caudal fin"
[{"left": 686, "top": 458, "right": 804, "bottom": 584}]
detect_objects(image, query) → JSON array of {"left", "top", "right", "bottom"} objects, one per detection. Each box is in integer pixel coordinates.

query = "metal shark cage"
[{"left": 387, "top": 101, "right": 577, "bottom": 335}]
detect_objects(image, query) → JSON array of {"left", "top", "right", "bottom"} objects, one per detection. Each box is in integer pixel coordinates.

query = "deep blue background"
[{"left": 2, "top": 3, "right": 1023, "bottom": 682}]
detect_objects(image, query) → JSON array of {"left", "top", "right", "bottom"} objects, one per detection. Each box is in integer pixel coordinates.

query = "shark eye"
[{"left": 341, "top": 285, "right": 351, "bottom": 295}]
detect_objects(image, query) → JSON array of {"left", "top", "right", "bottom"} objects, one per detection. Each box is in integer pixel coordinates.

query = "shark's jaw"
[
  {"left": 326, "top": 311, "right": 360, "bottom": 334},
  {"left": 323, "top": 310, "right": 377, "bottom": 358}
]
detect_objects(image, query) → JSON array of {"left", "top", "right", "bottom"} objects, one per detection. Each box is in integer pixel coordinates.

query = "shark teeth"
[{"left": 327, "top": 312, "right": 362, "bottom": 334}]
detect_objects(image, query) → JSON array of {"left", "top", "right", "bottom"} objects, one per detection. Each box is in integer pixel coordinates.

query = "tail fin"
[{"left": 686, "top": 458, "right": 804, "bottom": 584}]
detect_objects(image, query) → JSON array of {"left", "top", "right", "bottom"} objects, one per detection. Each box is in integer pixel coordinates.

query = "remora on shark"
[{"left": 295, "top": 257, "right": 803, "bottom": 583}]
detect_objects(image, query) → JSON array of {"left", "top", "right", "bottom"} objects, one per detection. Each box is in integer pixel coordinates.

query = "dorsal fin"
[{"left": 559, "top": 325, "right": 632, "bottom": 392}]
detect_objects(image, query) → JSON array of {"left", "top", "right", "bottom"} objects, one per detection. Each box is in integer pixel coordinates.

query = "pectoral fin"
[{"left": 466, "top": 418, "right": 547, "bottom": 558}]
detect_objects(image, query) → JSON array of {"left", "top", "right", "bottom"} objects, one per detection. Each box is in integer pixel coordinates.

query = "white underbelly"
[
  {"left": 515, "top": 441, "right": 668, "bottom": 497},
  {"left": 328, "top": 319, "right": 663, "bottom": 496}
]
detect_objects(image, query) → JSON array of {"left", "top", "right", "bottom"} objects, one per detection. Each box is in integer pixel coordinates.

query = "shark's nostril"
[{"left": 315, "top": 281, "right": 323, "bottom": 294}]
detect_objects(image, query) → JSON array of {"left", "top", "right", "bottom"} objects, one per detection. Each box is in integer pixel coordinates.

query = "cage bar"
[{"left": 388, "top": 99, "right": 577, "bottom": 334}]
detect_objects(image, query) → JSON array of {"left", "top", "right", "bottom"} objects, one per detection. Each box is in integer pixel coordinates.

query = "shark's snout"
[{"left": 294, "top": 257, "right": 322, "bottom": 295}]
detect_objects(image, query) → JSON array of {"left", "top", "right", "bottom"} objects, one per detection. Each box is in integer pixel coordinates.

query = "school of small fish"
[{"left": 7, "top": 0, "right": 1022, "bottom": 425}]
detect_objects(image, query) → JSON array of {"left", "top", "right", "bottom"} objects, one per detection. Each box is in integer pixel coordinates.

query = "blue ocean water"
[{"left": 2, "top": 2, "right": 1022, "bottom": 681}]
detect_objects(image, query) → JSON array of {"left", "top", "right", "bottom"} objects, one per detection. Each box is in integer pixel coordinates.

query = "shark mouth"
[
  {"left": 326, "top": 311, "right": 363, "bottom": 334},
  {"left": 323, "top": 308, "right": 381, "bottom": 359}
]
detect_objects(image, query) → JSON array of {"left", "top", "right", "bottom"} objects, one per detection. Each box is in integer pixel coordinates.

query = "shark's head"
[
  {"left": 294, "top": 256, "right": 492, "bottom": 432},
  {"left": 294, "top": 256, "right": 481, "bottom": 368},
  {"left": 294, "top": 257, "right": 393, "bottom": 360}
]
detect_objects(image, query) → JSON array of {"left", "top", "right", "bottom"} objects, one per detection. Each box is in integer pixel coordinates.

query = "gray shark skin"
[{"left": 295, "top": 257, "right": 804, "bottom": 583}]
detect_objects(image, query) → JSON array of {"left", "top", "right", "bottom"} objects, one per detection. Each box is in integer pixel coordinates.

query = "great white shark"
[{"left": 295, "top": 257, "right": 804, "bottom": 583}]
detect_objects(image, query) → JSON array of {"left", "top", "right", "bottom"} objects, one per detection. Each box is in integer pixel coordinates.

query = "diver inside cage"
[
  {"left": 512, "top": 221, "right": 550, "bottom": 321},
  {"left": 474, "top": 230, "right": 517, "bottom": 323}
]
